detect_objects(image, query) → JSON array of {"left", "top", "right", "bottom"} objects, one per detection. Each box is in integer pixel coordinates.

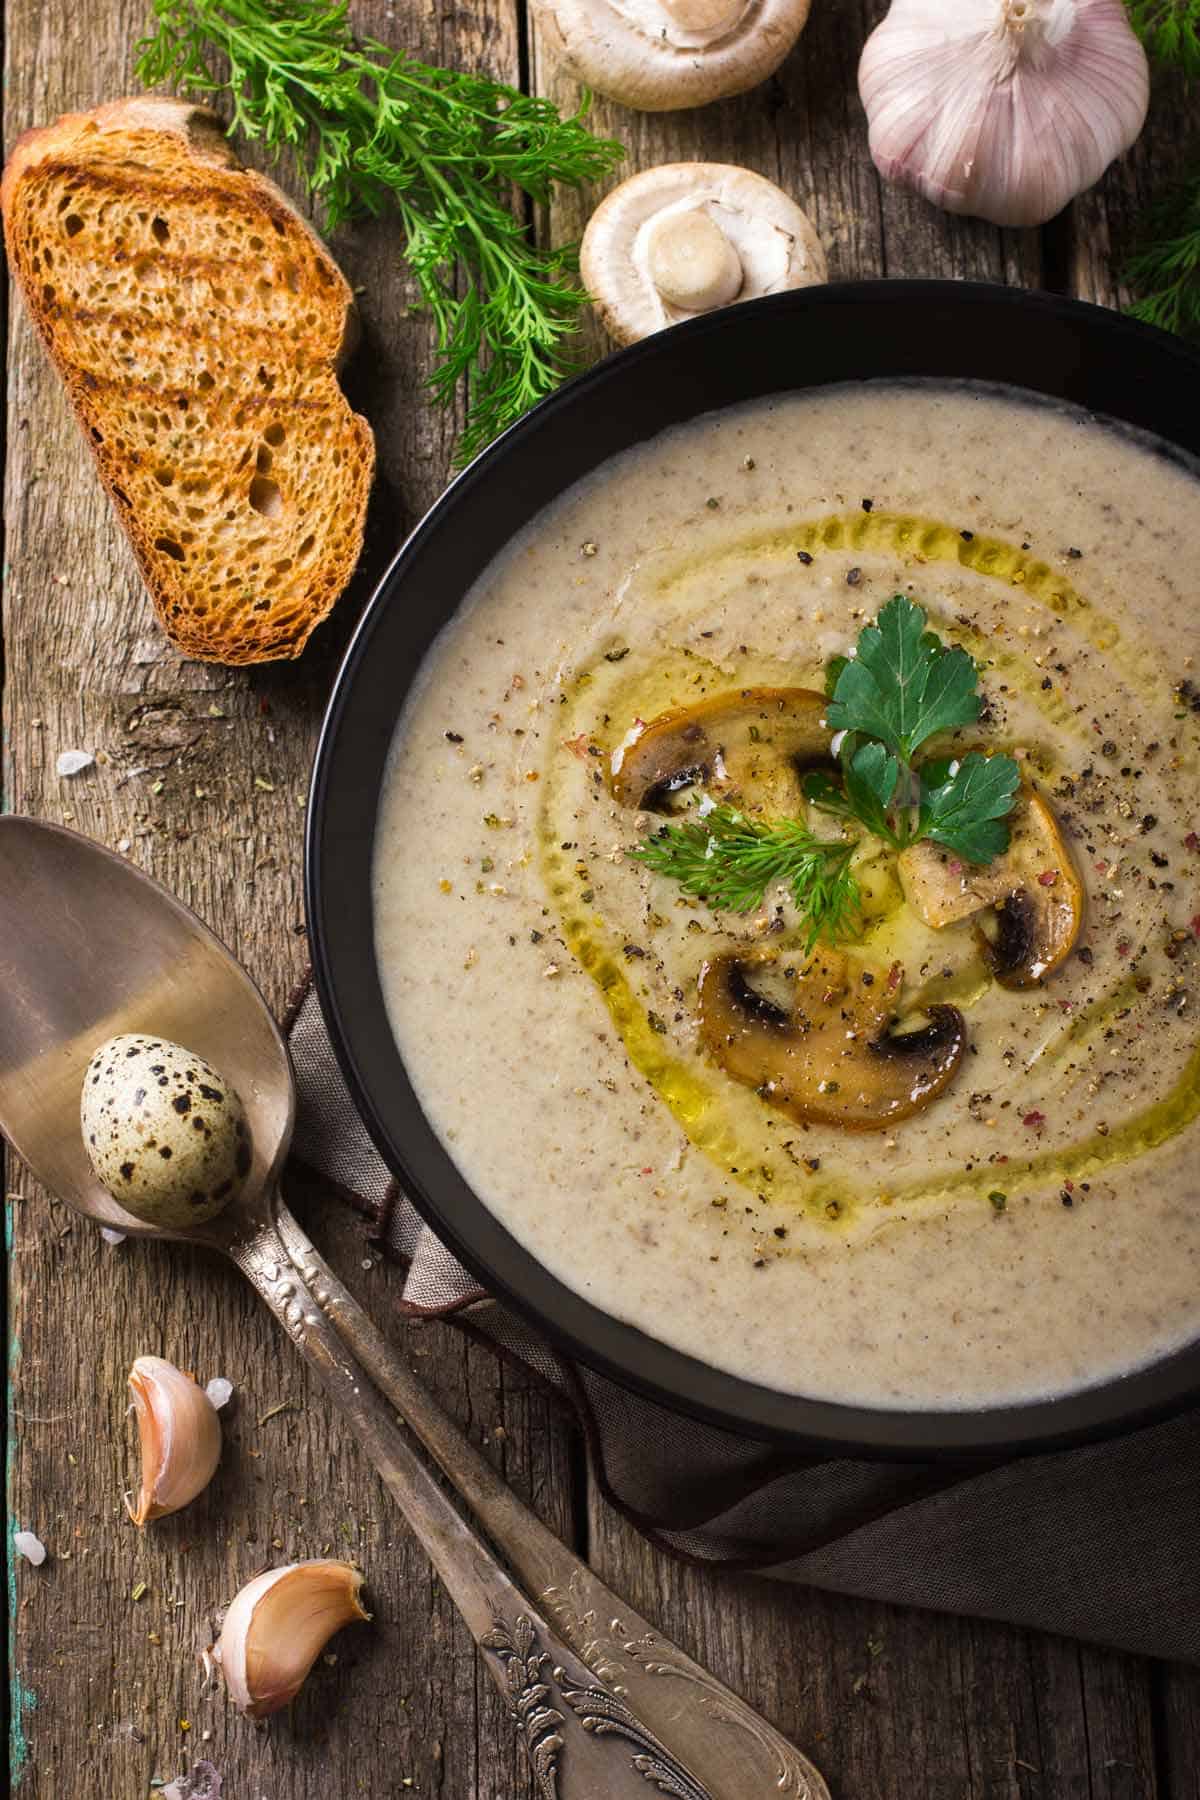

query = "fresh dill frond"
[
  {"left": 1125, "top": 179, "right": 1200, "bottom": 336},
  {"left": 631, "top": 806, "right": 862, "bottom": 950},
  {"left": 135, "top": 0, "right": 624, "bottom": 462},
  {"left": 1125, "top": 1, "right": 1200, "bottom": 78}
]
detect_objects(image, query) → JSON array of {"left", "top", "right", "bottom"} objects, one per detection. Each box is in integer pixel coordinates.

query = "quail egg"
[{"left": 81, "top": 1034, "right": 253, "bottom": 1227}]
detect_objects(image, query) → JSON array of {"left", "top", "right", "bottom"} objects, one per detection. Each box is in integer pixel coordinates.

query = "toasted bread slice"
[{"left": 2, "top": 96, "right": 374, "bottom": 664}]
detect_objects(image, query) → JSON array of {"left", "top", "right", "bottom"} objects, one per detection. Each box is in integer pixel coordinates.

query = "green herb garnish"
[
  {"left": 1121, "top": 6, "right": 1200, "bottom": 333},
  {"left": 806, "top": 596, "right": 1021, "bottom": 861},
  {"left": 1125, "top": 2, "right": 1200, "bottom": 78},
  {"left": 631, "top": 805, "right": 861, "bottom": 951},
  {"left": 1125, "top": 180, "right": 1200, "bottom": 338},
  {"left": 135, "top": 0, "right": 624, "bottom": 463}
]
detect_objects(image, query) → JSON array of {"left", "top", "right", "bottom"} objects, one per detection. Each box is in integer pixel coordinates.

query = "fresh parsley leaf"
[
  {"left": 826, "top": 596, "right": 981, "bottom": 761},
  {"left": 920, "top": 752, "right": 1021, "bottom": 864},
  {"left": 843, "top": 741, "right": 902, "bottom": 843},
  {"left": 631, "top": 805, "right": 861, "bottom": 950},
  {"left": 809, "top": 602, "right": 1019, "bottom": 861},
  {"left": 824, "top": 654, "right": 849, "bottom": 698},
  {"left": 802, "top": 768, "right": 855, "bottom": 821}
]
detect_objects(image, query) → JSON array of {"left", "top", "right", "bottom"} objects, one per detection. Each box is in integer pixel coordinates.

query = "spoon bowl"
[
  {"left": 0, "top": 813, "right": 828, "bottom": 1798},
  {"left": 0, "top": 815, "right": 292, "bottom": 1242}
]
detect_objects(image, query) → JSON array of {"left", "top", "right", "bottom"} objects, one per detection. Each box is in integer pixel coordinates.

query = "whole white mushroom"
[
  {"left": 581, "top": 163, "right": 827, "bottom": 346},
  {"left": 532, "top": 0, "right": 812, "bottom": 112}
]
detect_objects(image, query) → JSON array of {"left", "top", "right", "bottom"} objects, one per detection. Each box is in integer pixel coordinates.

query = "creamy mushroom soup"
[{"left": 374, "top": 382, "right": 1200, "bottom": 1409}]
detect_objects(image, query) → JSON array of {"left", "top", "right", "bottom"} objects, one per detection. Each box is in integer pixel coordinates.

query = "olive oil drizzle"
[
  {"left": 657, "top": 509, "right": 1125, "bottom": 663},
  {"left": 539, "top": 511, "right": 1200, "bottom": 1236}
]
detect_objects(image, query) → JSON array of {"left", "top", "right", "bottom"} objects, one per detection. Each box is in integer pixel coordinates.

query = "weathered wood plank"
[
  {"left": 1159, "top": 1662, "right": 1200, "bottom": 1800},
  {"left": 3, "top": 3, "right": 577, "bottom": 1796}
]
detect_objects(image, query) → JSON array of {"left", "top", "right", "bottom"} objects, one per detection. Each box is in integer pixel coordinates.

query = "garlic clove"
[
  {"left": 14, "top": 1528, "right": 47, "bottom": 1566},
  {"left": 214, "top": 1560, "right": 369, "bottom": 1719},
  {"left": 127, "top": 1355, "right": 222, "bottom": 1526},
  {"left": 858, "top": 0, "right": 1149, "bottom": 229}
]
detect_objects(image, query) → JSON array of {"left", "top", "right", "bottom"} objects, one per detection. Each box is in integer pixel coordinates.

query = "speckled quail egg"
[{"left": 81, "top": 1035, "right": 253, "bottom": 1227}]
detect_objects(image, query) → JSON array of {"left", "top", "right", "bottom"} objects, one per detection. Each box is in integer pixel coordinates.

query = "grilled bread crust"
[{"left": 2, "top": 97, "right": 375, "bottom": 664}]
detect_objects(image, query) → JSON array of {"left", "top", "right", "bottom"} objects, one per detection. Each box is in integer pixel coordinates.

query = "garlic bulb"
[
  {"left": 858, "top": 0, "right": 1149, "bottom": 228},
  {"left": 127, "top": 1355, "right": 222, "bottom": 1526},
  {"left": 214, "top": 1560, "right": 369, "bottom": 1718}
]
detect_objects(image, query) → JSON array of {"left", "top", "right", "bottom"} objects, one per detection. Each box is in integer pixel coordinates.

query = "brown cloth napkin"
[{"left": 288, "top": 984, "right": 1200, "bottom": 1665}]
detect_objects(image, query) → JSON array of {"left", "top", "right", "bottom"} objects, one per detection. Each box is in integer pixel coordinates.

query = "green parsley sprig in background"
[
  {"left": 631, "top": 807, "right": 861, "bottom": 952},
  {"left": 1126, "top": 2, "right": 1200, "bottom": 80},
  {"left": 807, "top": 596, "right": 1021, "bottom": 864},
  {"left": 1122, "top": 3, "right": 1200, "bottom": 334},
  {"left": 136, "top": 0, "right": 624, "bottom": 462}
]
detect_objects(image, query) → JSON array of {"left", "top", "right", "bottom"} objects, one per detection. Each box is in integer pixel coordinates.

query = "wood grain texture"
[
  {"left": 3, "top": 4, "right": 574, "bottom": 1797},
  {"left": 5, "top": 2, "right": 1199, "bottom": 1798}
]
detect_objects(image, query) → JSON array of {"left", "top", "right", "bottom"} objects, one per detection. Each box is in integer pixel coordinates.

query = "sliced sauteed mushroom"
[
  {"left": 697, "top": 948, "right": 966, "bottom": 1129},
  {"left": 898, "top": 787, "right": 1084, "bottom": 989},
  {"left": 582, "top": 164, "right": 826, "bottom": 346},
  {"left": 533, "top": 0, "right": 812, "bottom": 113},
  {"left": 611, "top": 686, "right": 831, "bottom": 814}
]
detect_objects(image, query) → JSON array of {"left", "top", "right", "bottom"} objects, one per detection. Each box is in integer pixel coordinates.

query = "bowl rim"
[{"left": 307, "top": 278, "right": 1200, "bottom": 1459}]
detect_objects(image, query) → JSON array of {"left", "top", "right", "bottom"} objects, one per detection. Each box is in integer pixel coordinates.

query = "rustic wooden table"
[{"left": 5, "top": 2, "right": 1200, "bottom": 1795}]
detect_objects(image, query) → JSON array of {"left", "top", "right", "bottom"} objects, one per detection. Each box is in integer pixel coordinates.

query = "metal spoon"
[{"left": 0, "top": 816, "right": 829, "bottom": 1800}]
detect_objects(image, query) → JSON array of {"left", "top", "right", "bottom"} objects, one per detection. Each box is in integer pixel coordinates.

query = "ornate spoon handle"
[
  {"left": 276, "top": 1201, "right": 829, "bottom": 1800},
  {"left": 230, "top": 1215, "right": 714, "bottom": 1800}
]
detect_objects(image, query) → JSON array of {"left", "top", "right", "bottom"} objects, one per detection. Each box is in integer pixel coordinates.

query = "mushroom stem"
[
  {"left": 645, "top": 209, "right": 744, "bottom": 312},
  {"left": 659, "top": 0, "right": 745, "bottom": 32}
]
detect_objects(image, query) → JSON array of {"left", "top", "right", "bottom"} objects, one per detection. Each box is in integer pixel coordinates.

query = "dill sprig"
[
  {"left": 1126, "top": 179, "right": 1200, "bottom": 335},
  {"left": 1121, "top": 8, "right": 1200, "bottom": 334},
  {"left": 632, "top": 806, "right": 862, "bottom": 950},
  {"left": 135, "top": 0, "right": 624, "bottom": 462},
  {"left": 1125, "top": 2, "right": 1200, "bottom": 78}
]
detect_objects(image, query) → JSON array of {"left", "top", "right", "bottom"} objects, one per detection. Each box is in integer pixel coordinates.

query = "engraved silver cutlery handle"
[
  {"left": 276, "top": 1201, "right": 829, "bottom": 1800},
  {"left": 231, "top": 1214, "right": 716, "bottom": 1800}
]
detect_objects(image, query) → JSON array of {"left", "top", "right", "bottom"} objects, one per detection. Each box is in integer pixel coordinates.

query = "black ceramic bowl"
[{"left": 307, "top": 279, "right": 1200, "bottom": 1458}]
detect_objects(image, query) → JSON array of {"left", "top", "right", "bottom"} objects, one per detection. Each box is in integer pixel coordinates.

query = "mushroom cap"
[
  {"left": 610, "top": 685, "right": 831, "bottom": 813},
  {"left": 698, "top": 948, "right": 967, "bottom": 1130},
  {"left": 582, "top": 162, "right": 827, "bottom": 346},
  {"left": 533, "top": 0, "right": 812, "bottom": 113},
  {"left": 898, "top": 786, "right": 1084, "bottom": 988}
]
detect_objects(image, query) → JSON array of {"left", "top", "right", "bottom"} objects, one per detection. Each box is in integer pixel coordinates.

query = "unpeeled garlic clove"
[
  {"left": 858, "top": 0, "right": 1149, "bottom": 228},
  {"left": 126, "top": 1355, "right": 222, "bottom": 1527},
  {"left": 213, "top": 1560, "right": 369, "bottom": 1719}
]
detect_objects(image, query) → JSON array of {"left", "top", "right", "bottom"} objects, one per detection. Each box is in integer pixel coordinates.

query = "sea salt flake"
[
  {"left": 56, "top": 749, "right": 95, "bottom": 777},
  {"left": 100, "top": 1227, "right": 127, "bottom": 1246},
  {"left": 14, "top": 1529, "right": 47, "bottom": 1565},
  {"left": 204, "top": 1377, "right": 234, "bottom": 1410}
]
